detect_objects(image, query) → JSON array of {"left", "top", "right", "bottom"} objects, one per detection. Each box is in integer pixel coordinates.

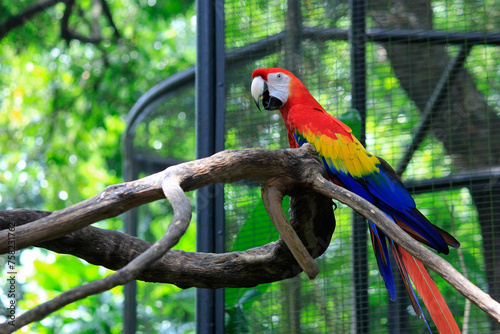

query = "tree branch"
[
  {"left": 0, "top": 145, "right": 336, "bottom": 332},
  {"left": 0, "top": 0, "right": 70, "bottom": 40},
  {"left": 0, "top": 146, "right": 332, "bottom": 253},
  {"left": 0, "top": 197, "right": 333, "bottom": 289},
  {"left": 61, "top": 0, "right": 103, "bottom": 44},
  {"left": 311, "top": 175, "right": 500, "bottom": 322},
  {"left": 99, "top": 0, "right": 120, "bottom": 38},
  {"left": 262, "top": 185, "right": 320, "bottom": 279},
  {"left": 3, "top": 175, "right": 192, "bottom": 332},
  {"left": 0, "top": 145, "right": 499, "bottom": 330}
]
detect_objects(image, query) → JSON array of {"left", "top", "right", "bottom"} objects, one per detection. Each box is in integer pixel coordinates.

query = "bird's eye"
[{"left": 277, "top": 73, "right": 282, "bottom": 79}]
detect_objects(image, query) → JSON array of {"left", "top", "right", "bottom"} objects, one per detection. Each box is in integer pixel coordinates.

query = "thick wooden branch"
[
  {"left": 1, "top": 175, "right": 194, "bottom": 332},
  {"left": 1, "top": 145, "right": 499, "bottom": 330},
  {"left": 0, "top": 146, "right": 336, "bottom": 332},
  {"left": 0, "top": 146, "right": 327, "bottom": 254},
  {"left": 0, "top": 190, "right": 334, "bottom": 289},
  {"left": 262, "top": 185, "right": 320, "bottom": 279}
]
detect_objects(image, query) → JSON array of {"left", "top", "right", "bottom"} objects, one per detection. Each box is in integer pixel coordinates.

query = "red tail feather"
[
  {"left": 398, "top": 246, "right": 461, "bottom": 334},
  {"left": 390, "top": 242, "right": 424, "bottom": 318}
]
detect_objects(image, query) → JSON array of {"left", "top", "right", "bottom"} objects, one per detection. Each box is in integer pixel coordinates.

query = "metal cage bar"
[
  {"left": 349, "top": 0, "right": 370, "bottom": 332},
  {"left": 195, "top": 0, "right": 226, "bottom": 332},
  {"left": 122, "top": 67, "right": 195, "bottom": 334}
]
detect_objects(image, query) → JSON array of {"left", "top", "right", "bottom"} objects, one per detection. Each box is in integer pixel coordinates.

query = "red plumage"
[{"left": 399, "top": 246, "right": 461, "bottom": 334}]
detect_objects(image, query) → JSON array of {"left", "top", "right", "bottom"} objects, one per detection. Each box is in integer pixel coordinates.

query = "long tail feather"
[
  {"left": 389, "top": 241, "right": 428, "bottom": 323},
  {"left": 393, "top": 216, "right": 460, "bottom": 253},
  {"left": 369, "top": 222, "right": 396, "bottom": 301},
  {"left": 398, "top": 245, "right": 461, "bottom": 334}
]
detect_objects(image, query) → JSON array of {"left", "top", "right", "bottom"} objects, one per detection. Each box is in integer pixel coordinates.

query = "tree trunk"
[{"left": 369, "top": 0, "right": 500, "bottom": 330}]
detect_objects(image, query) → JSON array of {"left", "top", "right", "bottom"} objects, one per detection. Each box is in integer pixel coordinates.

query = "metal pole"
[
  {"left": 285, "top": 0, "right": 302, "bottom": 74},
  {"left": 349, "top": 0, "right": 369, "bottom": 333},
  {"left": 123, "top": 119, "right": 139, "bottom": 334},
  {"left": 282, "top": 1, "right": 303, "bottom": 332},
  {"left": 196, "top": 0, "right": 225, "bottom": 332},
  {"left": 123, "top": 208, "right": 138, "bottom": 334}
]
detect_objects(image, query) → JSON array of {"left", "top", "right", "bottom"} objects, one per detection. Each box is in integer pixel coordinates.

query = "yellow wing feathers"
[{"left": 300, "top": 130, "right": 380, "bottom": 178}]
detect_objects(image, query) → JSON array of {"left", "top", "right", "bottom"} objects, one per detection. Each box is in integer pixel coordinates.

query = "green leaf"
[{"left": 337, "top": 108, "right": 362, "bottom": 139}]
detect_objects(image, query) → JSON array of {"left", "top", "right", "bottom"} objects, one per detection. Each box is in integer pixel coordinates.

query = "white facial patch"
[{"left": 267, "top": 72, "right": 290, "bottom": 105}]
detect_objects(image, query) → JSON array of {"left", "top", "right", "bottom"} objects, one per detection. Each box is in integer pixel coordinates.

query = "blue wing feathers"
[
  {"left": 319, "top": 154, "right": 449, "bottom": 254},
  {"left": 390, "top": 208, "right": 450, "bottom": 254},
  {"left": 365, "top": 164, "right": 415, "bottom": 212},
  {"left": 294, "top": 129, "right": 456, "bottom": 318}
]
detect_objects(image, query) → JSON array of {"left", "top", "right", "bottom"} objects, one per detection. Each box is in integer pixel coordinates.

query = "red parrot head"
[
  {"left": 251, "top": 68, "right": 321, "bottom": 112},
  {"left": 251, "top": 68, "right": 293, "bottom": 111}
]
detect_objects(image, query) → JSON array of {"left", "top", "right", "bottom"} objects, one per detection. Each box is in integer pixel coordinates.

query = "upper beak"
[
  {"left": 251, "top": 76, "right": 267, "bottom": 111},
  {"left": 251, "top": 76, "right": 284, "bottom": 111}
]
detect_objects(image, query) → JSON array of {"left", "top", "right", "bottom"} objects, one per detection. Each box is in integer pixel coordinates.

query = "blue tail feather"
[{"left": 369, "top": 222, "right": 396, "bottom": 301}]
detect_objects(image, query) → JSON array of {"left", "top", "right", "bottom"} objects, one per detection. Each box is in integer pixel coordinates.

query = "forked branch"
[
  {"left": 0, "top": 145, "right": 335, "bottom": 332},
  {"left": 0, "top": 145, "right": 499, "bottom": 332},
  {"left": 1, "top": 176, "right": 192, "bottom": 332}
]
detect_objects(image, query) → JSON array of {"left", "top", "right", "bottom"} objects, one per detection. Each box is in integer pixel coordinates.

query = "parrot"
[{"left": 251, "top": 68, "right": 461, "bottom": 333}]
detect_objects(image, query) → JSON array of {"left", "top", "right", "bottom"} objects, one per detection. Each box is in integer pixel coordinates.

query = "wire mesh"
[
  {"left": 122, "top": 0, "right": 500, "bottom": 331},
  {"left": 223, "top": 0, "right": 500, "bottom": 333}
]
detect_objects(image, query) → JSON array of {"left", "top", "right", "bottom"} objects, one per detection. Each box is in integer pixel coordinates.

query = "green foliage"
[
  {"left": 337, "top": 109, "right": 362, "bottom": 139},
  {"left": 0, "top": 0, "right": 196, "bottom": 332}
]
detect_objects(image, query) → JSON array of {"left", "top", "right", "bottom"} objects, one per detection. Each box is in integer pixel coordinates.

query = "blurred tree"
[{"left": 0, "top": 0, "right": 196, "bottom": 332}]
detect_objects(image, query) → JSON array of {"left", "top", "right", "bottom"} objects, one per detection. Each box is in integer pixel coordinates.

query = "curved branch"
[
  {"left": 1, "top": 175, "right": 192, "bottom": 332},
  {"left": 0, "top": 146, "right": 325, "bottom": 254},
  {"left": 1, "top": 192, "right": 334, "bottom": 289},
  {"left": 1, "top": 145, "right": 499, "bottom": 329},
  {"left": 262, "top": 185, "right": 319, "bottom": 279},
  {"left": 0, "top": 146, "right": 336, "bottom": 331}
]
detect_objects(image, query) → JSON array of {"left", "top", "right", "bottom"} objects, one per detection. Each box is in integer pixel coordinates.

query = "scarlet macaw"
[{"left": 251, "top": 68, "right": 461, "bottom": 333}]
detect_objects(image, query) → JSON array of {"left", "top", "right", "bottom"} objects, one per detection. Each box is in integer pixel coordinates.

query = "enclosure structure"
[{"left": 123, "top": 0, "right": 500, "bottom": 332}]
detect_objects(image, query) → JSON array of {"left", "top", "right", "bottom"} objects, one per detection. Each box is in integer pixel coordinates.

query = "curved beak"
[
  {"left": 251, "top": 76, "right": 284, "bottom": 111},
  {"left": 251, "top": 76, "right": 267, "bottom": 111}
]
